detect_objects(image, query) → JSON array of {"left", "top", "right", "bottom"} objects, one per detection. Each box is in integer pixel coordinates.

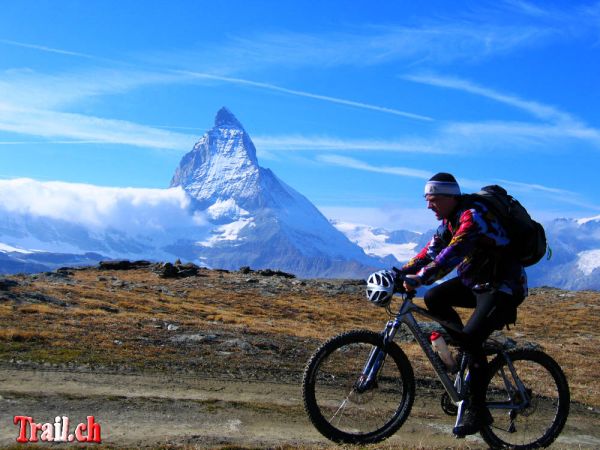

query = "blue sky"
[{"left": 0, "top": 0, "right": 599, "bottom": 231}]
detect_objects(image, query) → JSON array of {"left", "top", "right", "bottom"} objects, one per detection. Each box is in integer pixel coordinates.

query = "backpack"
[{"left": 469, "top": 185, "right": 548, "bottom": 267}]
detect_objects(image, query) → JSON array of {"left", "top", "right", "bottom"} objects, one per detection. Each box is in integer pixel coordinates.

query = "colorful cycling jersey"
[{"left": 401, "top": 197, "right": 528, "bottom": 298}]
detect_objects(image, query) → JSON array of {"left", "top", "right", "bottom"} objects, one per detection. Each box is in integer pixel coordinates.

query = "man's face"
[{"left": 425, "top": 194, "right": 458, "bottom": 221}]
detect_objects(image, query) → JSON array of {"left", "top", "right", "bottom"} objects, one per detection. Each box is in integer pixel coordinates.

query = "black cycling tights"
[{"left": 424, "top": 277, "right": 520, "bottom": 406}]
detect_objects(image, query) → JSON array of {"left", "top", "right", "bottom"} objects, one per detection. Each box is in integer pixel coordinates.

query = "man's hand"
[{"left": 403, "top": 274, "right": 422, "bottom": 292}]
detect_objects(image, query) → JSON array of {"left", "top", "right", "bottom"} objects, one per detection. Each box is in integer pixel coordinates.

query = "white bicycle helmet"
[{"left": 366, "top": 270, "right": 396, "bottom": 307}]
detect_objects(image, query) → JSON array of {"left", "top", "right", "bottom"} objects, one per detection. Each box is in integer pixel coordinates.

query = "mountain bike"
[{"left": 302, "top": 278, "right": 570, "bottom": 449}]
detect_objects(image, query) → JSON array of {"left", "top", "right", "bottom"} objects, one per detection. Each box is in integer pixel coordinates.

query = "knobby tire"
[
  {"left": 480, "top": 349, "right": 570, "bottom": 449},
  {"left": 302, "top": 330, "right": 415, "bottom": 444}
]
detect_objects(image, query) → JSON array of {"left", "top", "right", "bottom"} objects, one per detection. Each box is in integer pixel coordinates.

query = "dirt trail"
[{"left": 1, "top": 368, "right": 599, "bottom": 448}]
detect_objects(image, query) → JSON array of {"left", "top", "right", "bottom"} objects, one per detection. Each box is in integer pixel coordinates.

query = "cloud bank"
[{"left": 0, "top": 178, "right": 204, "bottom": 233}]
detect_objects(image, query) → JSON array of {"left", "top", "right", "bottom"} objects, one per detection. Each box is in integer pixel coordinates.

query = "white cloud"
[
  {"left": 0, "top": 178, "right": 205, "bottom": 232},
  {"left": 0, "top": 63, "right": 434, "bottom": 150},
  {"left": 0, "top": 64, "right": 199, "bottom": 150},
  {"left": 442, "top": 120, "right": 600, "bottom": 148},
  {"left": 501, "top": 1, "right": 600, "bottom": 32},
  {"left": 315, "top": 154, "right": 600, "bottom": 213},
  {"left": 319, "top": 205, "right": 437, "bottom": 233},
  {"left": 0, "top": 140, "right": 103, "bottom": 145},
  {"left": 253, "top": 135, "right": 446, "bottom": 153},
  {"left": 2, "top": 8, "right": 585, "bottom": 73},
  {"left": 497, "top": 179, "right": 600, "bottom": 212},
  {"left": 317, "top": 153, "right": 492, "bottom": 191},
  {"left": 404, "top": 74, "right": 600, "bottom": 148},
  {"left": 316, "top": 154, "right": 489, "bottom": 189},
  {"left": 0, "top": 67, "right": 187, "bottom": 109},
  {"left": 255, "top": 120, "right": 600, "bottom": 160},
  {"left": 174, "top": 23, "right": 552, "bottom": 73},
  {"left": 0, "top": 102, "right": 196, "bottom": 150},
  {"left": 317, "top": 154, "right": 433, "bottom": 180},
  {"left": 403, "top": 73, "right": 575, "bottom": 123},
  {"left": 502, "top": 0, "right": 551, "bottom": 18},
  {"left": 495, "top": 178, "right": 576, "bottom": 196}
]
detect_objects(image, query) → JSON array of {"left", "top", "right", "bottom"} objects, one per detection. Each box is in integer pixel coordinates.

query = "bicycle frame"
[
  {"left": 400, "top": 293, "right": 464, "bottom": 395},
  {"left": 357, "top": 291, "right": 532, "bottom": 427}
]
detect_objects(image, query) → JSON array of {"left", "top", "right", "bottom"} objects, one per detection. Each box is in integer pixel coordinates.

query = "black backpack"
[{"left": 469, "top": 185, "right": 548, "bottom": 267}]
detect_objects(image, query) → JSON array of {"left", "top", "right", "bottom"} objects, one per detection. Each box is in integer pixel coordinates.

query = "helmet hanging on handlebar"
[{"left": 366, "top": 270, "right": 395, "bottom": 307}]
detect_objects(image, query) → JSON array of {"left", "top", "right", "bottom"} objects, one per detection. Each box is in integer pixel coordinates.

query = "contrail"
[{"left": 178, "top": 70, "right": 434, "bottom": 122}]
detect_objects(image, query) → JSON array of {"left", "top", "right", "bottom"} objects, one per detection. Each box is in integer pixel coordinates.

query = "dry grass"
[
  {"left": 0, "top": 267, "right": 598, "bottom": 408},
  {"left": 0, "top": 327, "right": 54, "bottom": 342}
]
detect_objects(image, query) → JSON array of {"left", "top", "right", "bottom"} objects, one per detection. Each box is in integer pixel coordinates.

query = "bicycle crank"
[{"left": 441, "top": 392, "right": 458, "bottom": 416}]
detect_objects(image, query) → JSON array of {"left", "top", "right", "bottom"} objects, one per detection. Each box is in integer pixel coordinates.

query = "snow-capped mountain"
[
  {"left": 525, "top": 216, "right": 600, "bottom": 290},
  {"left": 171, "top": 108, "right": 263, "bottom": 210},
  {"left": 332, "top": 217, "right": 600, "bottom": 290},
  {"left": 0, "top": 107, "right": 381, "bottom": 278},
  {"left": 168, "top": 107, "right": 379, "bottom": 277},
  {"left": 330, "top": 220, "right": 422, "bottom": 265},
  {"left": 0, "top": 107, "right": 598, "bottom": 289}
]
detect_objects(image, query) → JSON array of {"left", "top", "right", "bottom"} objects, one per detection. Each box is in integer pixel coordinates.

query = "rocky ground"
[{"left": 0, "top": 262, "right": 599, "bottom": 448}]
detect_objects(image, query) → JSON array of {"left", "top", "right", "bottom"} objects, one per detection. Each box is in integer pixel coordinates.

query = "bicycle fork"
[
  {"left": 354, "top": 321, "right": 398, "bottom": 392},
  {"left": 355, "top": 346, "right": 386, "bottom": 392}
]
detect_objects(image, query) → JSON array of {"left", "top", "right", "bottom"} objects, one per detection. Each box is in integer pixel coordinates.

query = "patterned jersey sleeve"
[
  {"left": 400, "top": 223, "right": 450, "bottom": 274},
  {"left": 416, "top": 208, "right": 482, "bottom": 285}
]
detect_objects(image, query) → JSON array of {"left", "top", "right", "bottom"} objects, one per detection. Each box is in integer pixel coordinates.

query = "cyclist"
[{"left": 394, "top": 172, "right": 527, "bottom": 436}]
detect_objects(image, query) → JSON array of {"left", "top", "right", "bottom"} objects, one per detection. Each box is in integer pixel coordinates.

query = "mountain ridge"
[
  {"left": 0, "top": 107, "right": 597, "bottom": 288},
  {"left": 332, "top": 217, "right": 600, "bottom": 290}
]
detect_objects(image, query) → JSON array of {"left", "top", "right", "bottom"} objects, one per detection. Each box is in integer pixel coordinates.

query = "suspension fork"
[{"left": 355, "top": 320, "right": 400, "bottom": 392}]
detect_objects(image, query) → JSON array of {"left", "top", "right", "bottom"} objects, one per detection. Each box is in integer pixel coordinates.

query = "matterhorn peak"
[
  {"left": 170, "top": 107, "right": 261, "bottom": 208},
  {"left": 215, "top": 107, "right": 244, "bottom": 129}
]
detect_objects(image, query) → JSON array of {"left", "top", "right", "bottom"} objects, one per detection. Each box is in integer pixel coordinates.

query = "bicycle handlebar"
[
  {"left": 392, "top": 269, "right": 419, "bottom": 291},
  {"left": 404, "top": 277, "right": 420, "bottom": 288}
]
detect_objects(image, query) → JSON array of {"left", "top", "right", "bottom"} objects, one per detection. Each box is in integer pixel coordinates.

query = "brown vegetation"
[{"left": 0, "top": 265, "right": 598, "bottom": 408}]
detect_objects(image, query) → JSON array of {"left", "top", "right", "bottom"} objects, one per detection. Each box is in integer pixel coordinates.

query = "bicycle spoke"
[
  {"left": 330, "top": 395, "right": 351, "bottom": 424},
  {"left": 303, "top": 330, "right": 414, "bottom": 444},
  {"left": 481, "top": 350, "right": 569, "bottom": 449}
]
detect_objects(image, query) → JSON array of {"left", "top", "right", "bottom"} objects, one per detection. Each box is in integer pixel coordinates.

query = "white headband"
[{"left": 424, "top": 180, "right": 461, "bottom": 196}]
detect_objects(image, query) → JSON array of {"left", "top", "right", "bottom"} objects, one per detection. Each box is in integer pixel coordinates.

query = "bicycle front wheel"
[
  {"left": 302, "top": 330, "right": 415, "bottom": 444},
  {"left": 481, "top": 349, "right": 570, "bottom": 449}
]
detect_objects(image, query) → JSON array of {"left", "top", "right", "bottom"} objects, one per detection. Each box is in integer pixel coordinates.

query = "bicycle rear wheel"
[
  {"left": 302, "top": 330, "right": 415, "bottom": 444},
  {"left": 481, "top": 349, "right": 570, "bottom": 449}
]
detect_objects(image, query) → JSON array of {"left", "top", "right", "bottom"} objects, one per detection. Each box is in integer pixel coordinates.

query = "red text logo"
[{"left": 13, "top": 416, "right": 101, "bottom": 443}]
